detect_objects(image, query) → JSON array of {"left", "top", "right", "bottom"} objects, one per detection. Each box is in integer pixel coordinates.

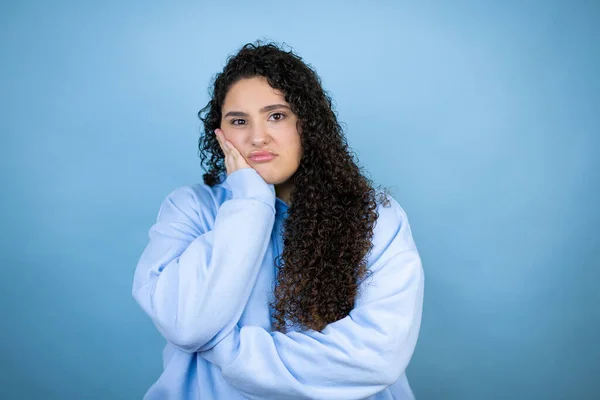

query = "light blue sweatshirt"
[{"left": 133, "top": 168, "right": 424, "bottom": 399}]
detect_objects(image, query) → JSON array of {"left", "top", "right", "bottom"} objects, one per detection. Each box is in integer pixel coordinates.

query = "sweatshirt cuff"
[
  {"left": 201, "top": 326, "right": 240, "bottom": 369},
  {"left": 225, "top": 168, "right": 276, "bottom": 205}
]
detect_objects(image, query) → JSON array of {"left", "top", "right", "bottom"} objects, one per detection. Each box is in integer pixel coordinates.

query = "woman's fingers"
[
  {"left": 214, "top": 128, "right": 250, "bottom": 175},
  {"left": 214, "top": 129, "right": 228, "bottom": 155},
  {"left": 226, "top": 141, "right": 251, "bottom": 170},
  {"left": 214, "top": 129, "right": 232, "bottom": 175}
]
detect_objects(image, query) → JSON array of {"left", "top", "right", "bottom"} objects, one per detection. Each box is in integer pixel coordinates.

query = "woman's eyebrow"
[
  {"left": 223, "top": 104, "right": 290, "bottom": 118},
  {"left": 223, "top": 110, "right": 248, "bottom": 118},
  {"left": 260, "top": 104, "right": 290, "bottom": 113}
]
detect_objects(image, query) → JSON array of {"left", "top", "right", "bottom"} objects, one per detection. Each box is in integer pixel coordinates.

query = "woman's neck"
[{"left": 275, "top": 181, "right": 293, "bottom": 206}]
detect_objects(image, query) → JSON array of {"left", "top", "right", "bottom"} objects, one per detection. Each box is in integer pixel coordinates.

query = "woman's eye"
[
  {"left": 231, "top": 119, "right": 246, "bottom": 125},
  {"left": 269, "top": 112, "right": 285, "bottom": 121}
]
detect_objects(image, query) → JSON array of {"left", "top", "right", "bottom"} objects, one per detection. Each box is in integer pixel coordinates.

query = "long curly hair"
[{"left": 198, "top": 41, "right": 390, "bottom": 333}]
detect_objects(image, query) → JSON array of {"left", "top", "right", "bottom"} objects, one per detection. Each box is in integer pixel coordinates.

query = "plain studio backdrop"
[{"left": 1, "top": 1, "right": 598, "bottom": 399}]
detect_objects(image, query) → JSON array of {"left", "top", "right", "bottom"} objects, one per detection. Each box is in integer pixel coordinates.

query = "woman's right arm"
[{"left": 132, "top": 168, "right": 276, "bottom": 353}]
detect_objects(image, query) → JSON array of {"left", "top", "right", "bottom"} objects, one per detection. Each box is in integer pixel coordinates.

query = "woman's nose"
[{"left": 250, "top": 124, "right": 270, "bottom": 146}]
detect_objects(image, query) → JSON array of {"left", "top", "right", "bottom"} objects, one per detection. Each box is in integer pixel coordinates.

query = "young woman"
[{"left": 133, "top": 42, "right": 424, "bottom": 399}]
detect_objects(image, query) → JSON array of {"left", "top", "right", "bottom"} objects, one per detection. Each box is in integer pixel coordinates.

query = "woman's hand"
[{"left": 215, "top": 128, "right": 252, "bottom": 176}]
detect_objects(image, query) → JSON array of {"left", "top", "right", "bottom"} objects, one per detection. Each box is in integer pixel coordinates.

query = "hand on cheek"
[{"left": 214, "top": 128, "right": 252, "bottom": 176}]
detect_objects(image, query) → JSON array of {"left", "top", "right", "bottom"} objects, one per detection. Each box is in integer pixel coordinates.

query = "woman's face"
[{"left": 220, "top": 76, "right": 303, "bottom": 186}]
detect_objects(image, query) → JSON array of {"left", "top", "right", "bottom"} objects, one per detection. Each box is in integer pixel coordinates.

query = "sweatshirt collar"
[{"left": 275, "top": 197, "right": 289, "bottom": 217}]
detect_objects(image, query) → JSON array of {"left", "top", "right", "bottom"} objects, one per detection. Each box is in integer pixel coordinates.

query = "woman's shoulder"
[
  {"left": 155, "top": 179, "right": 230, "bottom": 228},
  {"left": 366, "top": 189, "right": 419, "bottom": 266}
]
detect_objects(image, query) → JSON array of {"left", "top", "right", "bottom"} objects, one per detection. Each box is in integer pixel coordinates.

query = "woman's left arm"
[{"left": 200, "top": 247, "right": 424, "bottom": 400}]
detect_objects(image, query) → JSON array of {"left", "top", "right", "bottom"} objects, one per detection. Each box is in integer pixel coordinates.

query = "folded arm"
[
  {"left": 201, "top": 247, "right": 424, "bottom": 399},
  {"left": 132, "top": 169, "right": 276, "bottom": 352}
]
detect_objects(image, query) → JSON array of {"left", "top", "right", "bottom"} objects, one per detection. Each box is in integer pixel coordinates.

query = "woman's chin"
[{"left": 256, "top": 171, "right": 291, "bottom": 186}]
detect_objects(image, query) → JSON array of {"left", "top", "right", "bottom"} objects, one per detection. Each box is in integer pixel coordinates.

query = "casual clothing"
[{"left": 133, "top": 168, "right": 424, "bottom": 399}]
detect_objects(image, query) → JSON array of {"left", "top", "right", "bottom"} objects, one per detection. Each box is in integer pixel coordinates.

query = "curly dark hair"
[{"left": 198, "top": 41, "right": 390, "bottom": 333}]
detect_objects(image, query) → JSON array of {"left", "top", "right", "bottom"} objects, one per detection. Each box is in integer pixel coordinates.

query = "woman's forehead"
[{"left": 224, "top": 77, "right": 287, "bottom": 109}]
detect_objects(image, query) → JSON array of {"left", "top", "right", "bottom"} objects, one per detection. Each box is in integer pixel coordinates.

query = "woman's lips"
[
  {"left": 249, "top": 154, "right": 277, "bottom": 162},
  {"left": 249, "top": 151, "right": 277, "bottom": 162}
]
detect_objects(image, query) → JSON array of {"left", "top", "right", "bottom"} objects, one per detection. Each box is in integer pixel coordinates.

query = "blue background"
[{"left": 1, "top": 1, "right": 598, "bottom": 399}]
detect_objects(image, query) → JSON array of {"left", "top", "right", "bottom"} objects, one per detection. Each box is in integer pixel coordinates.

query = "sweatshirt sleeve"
[
  {"left": 132, "top": 168, "right": 276, "bottom": 353},
  {"left": 200, "top": 203, "right": 425, "bottom": 399}
]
